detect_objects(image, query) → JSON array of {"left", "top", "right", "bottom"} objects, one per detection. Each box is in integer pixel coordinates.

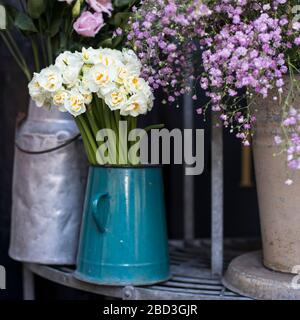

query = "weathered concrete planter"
[
  {"left": 9, "top": 100, "right": 88, "bottom": 265},
  {"left": 252, "top": 76, "right": 300, "bottom": 274}
]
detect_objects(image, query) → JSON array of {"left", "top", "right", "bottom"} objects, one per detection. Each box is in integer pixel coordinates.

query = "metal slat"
[
  {"left": 211, "top": 116, "right": 224, "bottom": 276},
  {"left": 183, "top": 90, "right": 195, "bottom": 243},
  {"left": 23, "top": 265, "right": 35, "bottom": 301},
  {"left": 150, "top": 285, "right": 223, "bottom": 295},
  {"left": 172, "top": 276, "right": 221, "bottom": 285},
  {"left": 161, "top": 281, "right": 224, "bottom": 291}
]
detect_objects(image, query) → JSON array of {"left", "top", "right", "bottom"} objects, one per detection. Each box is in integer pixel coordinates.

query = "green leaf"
[
  {"left": 27, "top": 0, "right": 47, "bottom": 19},
  {"left": 113, "top": 0, "right": 131, "bottom": 8},
  {"left": 0, "top": 5, "right": 6, "bottom": 30},
  {"left": 129, "top": 0, "right": 139, "bottom": 7},
  {"left": 48, "top": 16, "right": 62, "bottom": 37},
  {"left": 144, "top": 124, "right": 165, "bottom": 133},
  {"left": 111, "top": 12, "right": 131, "bottom": 27},
  {"left": 14, "top": 12, "right": 37, "bottom": 32},
  {"left": 112, "top": 35, "right": 124, "bottom": 48},
  {"left": 1, "top": 5, "right": 18, "bottom": 29},
  {"left": 47, "top": 3, "right": 66, "bottom": 37},
  {"left": 98, "top": 38, "right": 113, "bottom": 48}
]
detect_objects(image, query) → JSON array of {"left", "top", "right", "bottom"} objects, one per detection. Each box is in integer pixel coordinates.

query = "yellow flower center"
[
  {"left": 34, "top": 82, "right": 40, "bottom": 89},
  {"left": 99, "top": 54, "right": 113, "bottom": 67},
  {"left": 54, "top": 92, "right": 66, "bottom": 105},
  {"left": 95, "top": 72, "right": 109, "bottom": 85},
  {"left": 131, "top": 77, "right": 140, "bottom": 88},
  {"left": 96, "top": 73, "right": 103, "bottom": 81},
  {"left": 46, "top": 74, "right": 58, "bottom": 90},
  {"left": 116, "top": 67, "right": 127, "bottom": 84},
  {"left": 111, "top": 92, "right": 124, "bottom": 105},
  {"left": 83, "top": 52, "right": 89, "bottom": 61},
  {"left": 132, "top": 102, "right": 140, "bottom": 110},
  {"left": 70, "top": 96, "right": 81, "bottom": 111}
]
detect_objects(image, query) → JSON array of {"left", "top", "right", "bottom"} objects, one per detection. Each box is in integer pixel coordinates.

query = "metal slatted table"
[{"left": 23, "top": 239, "right": 258, "bottom": 300}]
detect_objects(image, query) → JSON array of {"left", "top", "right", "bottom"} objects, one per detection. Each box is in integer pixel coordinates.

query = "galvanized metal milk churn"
[{"left": 9, "top": 100, "right": 88, "bottom": 265}]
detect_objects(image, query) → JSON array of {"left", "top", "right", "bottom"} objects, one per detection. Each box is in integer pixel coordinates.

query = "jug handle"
[{"left": 92, "top": 192, "right": 109, "bottom": 233}]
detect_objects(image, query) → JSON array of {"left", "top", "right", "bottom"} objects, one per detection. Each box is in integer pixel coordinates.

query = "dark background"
[{"left": 0, "top": 19, "right": 260, "bottom": 300}]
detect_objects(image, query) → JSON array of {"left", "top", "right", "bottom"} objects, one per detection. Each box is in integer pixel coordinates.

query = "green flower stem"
[
  {"left": 75, "top": 116, "right": 94, "bottom": 164},
  {"left": 113, "top": 110, "right": 127, "bottom": 164},
  {"left": 38, "top": 18, "right": 48, "bottom": 66},
  {"left": 31, "top": 38, "right": 40, "bottom": 72},
  {"left": 99, "top": 99, "right": 116, "bottom": 164},
  {"left": 109, "top": 109, "right": 121, "bottom": 164},
  {"left": 47, "top": 36, "right": 53, "bottom": 64},
  {"left": 5, "top": 30, "right": 30, "bottom": 69},
  {"left": 78, "top": 115, "right": 98, "bottom": 164},
  {"left": 81, "top": 114, "right": 98, "bottom": 154},
  {"left": 86, "top": 106, "right": 100, "bottom": 144},
  {"left": 128, "top": 116, "right": 137, "bottom": 147},
  {"left": 93, "top": 98, "right": 108, "bottom": 164},
  {"left": 101, "top": 101, "right": 119, "bottom": 164},
  {"left": 114, "top": 110, "right": 120, "bottom": 125},
  {"left": 0, "top": 32, "right": 31, "bottom": 81},
  {"left": 92, "top": 99, "right": 104, "bottom": 130},
  {"left": 45, "top": 11, "right": 53, "bottom": 64},
  {"left": 85, "top": 107, "right": 106, "bottom": 166},
  {"left": 127, "top": 116, "right": 138, "bottom": 165}
]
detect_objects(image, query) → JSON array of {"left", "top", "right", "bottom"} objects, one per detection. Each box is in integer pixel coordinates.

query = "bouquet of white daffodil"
[{"left": 28, "top": 47, "right": 154, "bottom": 165}]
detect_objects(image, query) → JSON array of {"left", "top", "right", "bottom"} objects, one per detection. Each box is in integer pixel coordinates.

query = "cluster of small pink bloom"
[
  {"left": 127, "top": 0, "right": 211, "bottom": 101},
  {"left": 199, "top": 0, "right": 300, "bottom": 145}
]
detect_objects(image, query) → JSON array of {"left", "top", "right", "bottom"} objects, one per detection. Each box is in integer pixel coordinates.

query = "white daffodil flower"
[
  {"left": 124, "top": 75, "right": 143, "bottom": 93},
  {"left": 96, "top": 48, "right": 124, "bottom": 67},
  {"left": 81, "top": 47, "right": 99, "bottom": 64},
  {"left": 36, "top": 65, "right": 63, "bottom": 92},
  {"left": 33, "top": 94, "right": 50, "bottom": 108},
  {"left": 85, "top": 63, "right": 117, "bottom": 95},
  {"left": 55, "top": 51, "right": 83, "bottom": 70},
  {"left": 104, "top": 87, "right": 128, "bottom": 111},
  {"left": 52, "top": 90, "right": 69, "bottom": 112},
  {"left": 122, "top": 48, "right": 142, "bottom": 75},
  {"left": 120, "top": 92, "right": 149, "bottom": 117},
  {"left": 124, "top": 77, "right": 154, "bottom": 109},
  {"left": 64, "top": 88, "right": 86, "bottom": 117},
  {"left": 28, "top": 74, "right": 43, "bottom": 97},
  {"left": 62, "top": 66, "right": 82, "bottom": 86},
  {"left": 115, "top": 64, "right": 132, "bottom": 85},
  {"left": 28, "top": 74, "right": 51, "bottom": 107},
  {"left": 78, "top": 85, "right": 93, "bottom": 105},
  {"left": 55, "top": 51, "right": 83, "bottom": 86}
]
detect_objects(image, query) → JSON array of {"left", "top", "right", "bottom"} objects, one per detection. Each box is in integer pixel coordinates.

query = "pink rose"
[
  {"left": 73, "top": 11, "right": 105, "bottom": 37},
  {"left": 86, "top": 0, "right": 113, "bottom": 16}
]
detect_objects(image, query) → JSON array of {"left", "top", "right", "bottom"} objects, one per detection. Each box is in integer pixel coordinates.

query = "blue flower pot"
[{"left": 74, "top": 166, "right": 170, "bottom": 286}]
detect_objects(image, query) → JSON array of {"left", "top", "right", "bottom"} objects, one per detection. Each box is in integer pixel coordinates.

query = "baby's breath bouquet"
[{"left": 28, "top": 47, "right": 154, "bottom": 165}]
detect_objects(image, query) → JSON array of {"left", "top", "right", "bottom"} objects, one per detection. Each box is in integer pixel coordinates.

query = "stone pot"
[{"left": 252, "top": 76, "right": 300, "bottom": 273}]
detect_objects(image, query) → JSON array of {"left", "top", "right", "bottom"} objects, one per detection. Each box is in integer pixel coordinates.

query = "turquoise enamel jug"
[{"left": 74, "top": 166, "right": 170, "bottom": 286}]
